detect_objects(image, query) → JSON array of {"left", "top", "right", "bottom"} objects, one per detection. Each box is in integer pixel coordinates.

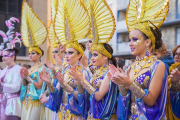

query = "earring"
[{"left": 146, "top": 47, "right": 149, "bottom": 56}]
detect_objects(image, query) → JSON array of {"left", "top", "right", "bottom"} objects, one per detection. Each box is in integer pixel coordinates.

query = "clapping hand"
[
  {"left": 170, "top": 68, "right": 180, "bottom": 82},
  {"left": 39, "top": 67, "right": 51, "bottom": 84},
  {"left": 46, "top": 59, "right": 55, "bottom": 71},
  {"left": 69, "top": 67, "right": 84, "bottom": 82}
]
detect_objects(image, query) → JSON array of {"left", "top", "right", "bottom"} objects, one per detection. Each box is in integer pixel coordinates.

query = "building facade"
[{"left": 0, "top": 0, "right": 180, "bottom": 68}]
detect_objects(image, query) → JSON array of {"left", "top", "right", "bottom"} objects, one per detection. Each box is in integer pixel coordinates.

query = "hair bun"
[{"left": 79, "top": 43, "right": 86, "bottom": 51}]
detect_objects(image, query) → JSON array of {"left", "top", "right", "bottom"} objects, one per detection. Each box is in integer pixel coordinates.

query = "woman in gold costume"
[
  {"left": 39, "top": 0, "right": 91, "bottom": 119},
  {"left": 69, "top": 0, "right": 118, "bottom": 119},
  {"left": 19, "top": 1, "right": 51, "bottom": 120},
  {"left": 108, "top": 0, "right": 169, "bottom": 119}
]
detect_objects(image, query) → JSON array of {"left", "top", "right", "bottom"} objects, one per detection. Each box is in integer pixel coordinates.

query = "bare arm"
[
  {"left": 94, "top": 75, "right": 110, "bottom": 101},
  {"left": 142, "top": 62, "right": 165, "bottom": 106},
  {"left": 33, "top": 78, "right": 43, "bottom": 89}
]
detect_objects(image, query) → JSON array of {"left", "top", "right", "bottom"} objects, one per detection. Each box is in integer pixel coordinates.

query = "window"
[
  {"left": 177, "top": 0, "right": 180, "bottom": 19},
  {"left": 117, "top": 10, "right": 126, "bottom": 21},
  {"left": 117, "top": 33, "right": 129, "bottom": 43},
  {"left": 176, "top": 28, "right": 180, "bottom": 45},
  {"left": 0, "top": 0, "right": 25, "bottom": 56}
]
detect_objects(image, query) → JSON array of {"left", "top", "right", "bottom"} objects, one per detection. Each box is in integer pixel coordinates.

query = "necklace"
[
  {"left": 131, "top": 55, "right": 157, "bottom": 80},
  {"left": 29, "top": 62, "right": 42, "bottom": 73}
]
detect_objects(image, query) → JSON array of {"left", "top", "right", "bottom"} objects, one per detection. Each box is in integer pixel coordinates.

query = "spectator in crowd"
[{"left": 153, "top": 43, "right": 174, "bottom": 74}]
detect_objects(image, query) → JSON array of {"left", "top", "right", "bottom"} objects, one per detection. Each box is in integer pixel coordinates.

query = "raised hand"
[
  {"left": 170, "top": 68, "right": 180, "bottom": 82},
  {"left": 79, "top": 55, "right": 88, "bottom": 68},
  {"left": 56, "top": 72, "right": 64, "bottom": 84},
  {"left": 39, "top": 67, "right": 51, "bottom": 84},
  {"left": 20, "top": 67, "right": 29, "bottom": 80},
  {"left": 111, "top": 68, "right": 132, "bottom": 86},
  {"left": 46, "top": 59, "right": 55, "bottom": 71},
  {"left": 55, "top": 54, "right": 62, "bottom": 66},
  {"left": 69, "top": 67, "right": 84, "bottom": 82}
]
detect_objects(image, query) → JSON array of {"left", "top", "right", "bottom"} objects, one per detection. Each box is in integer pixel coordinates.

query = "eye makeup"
[
  {"left": 88, "top": 40, "right": 92, "bottom": 43},
  {"left": 29, "top": 52, "right": 37, "bottom": 55},
  {"left": 129, "top": 35, "right": 143, "bottom": 45},
  {"left": 93, "top": 53, "right": 102, "bottom": 60},
  {"left": 53, "top": 51, "right": 59, "bottom": 54}
]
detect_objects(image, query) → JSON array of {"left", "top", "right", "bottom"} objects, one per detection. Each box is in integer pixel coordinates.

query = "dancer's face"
[
  {"left": 174, "top": 47, "right": 180, "bottom": 63},
  {"left": 59, "top": 43, "right": 66, "bottom": 53},
  {"left": 29, "top": 50, "right": 41, "bottom": 62},
  {"left": 52, "top": 48, "right": 60, "bottom": 59},
  {"left": 86, "top": 39, "right": 93, "bottom": 53},
  {"left": 91, "top": 51, "right": 107, "bottom": 67},
  {"left": 129, "top": 29, "right": 150, "bottom": 56},
  {"left": 2, "top": 51, "right": 15, "bottom": 65},
  {"left": 65, "top": 48, "right": 81, "bottom": 65}
]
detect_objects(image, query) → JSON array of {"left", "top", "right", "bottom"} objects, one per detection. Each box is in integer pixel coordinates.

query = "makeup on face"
[
  {"left": 2, "top": 51, "right": 15, "bottom": 58},
  {"left": 92, "top": 52, "right": 102, "bottom": 60},
  {"left": 53, "top": 50, "right": 59, "bottom": 54},
  {"left": 29, "top": 52, "right": 37, "bottom": 55},
  {"left": 129, "top": 35, "right": 143, "bottom": 46}
]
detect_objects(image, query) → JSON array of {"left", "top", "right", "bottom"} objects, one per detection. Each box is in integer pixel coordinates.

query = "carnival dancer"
[
  {"left": 19, "top": 1, "right": 50, "bottom": 120},
  {"left": 69, "top": 0, "right": 118, "bottom": 119},
  {"left": 0, "top": 17, "right": 22, "bottom": 120},
  {"left": 166, "top": 45, "right": 180, "bottom": 120},
  {"left": 108, "top": 0, "right": 169, "bottom": 119},
  {"left": 39, "top": 0, "right": 91, "bottom": 119}
]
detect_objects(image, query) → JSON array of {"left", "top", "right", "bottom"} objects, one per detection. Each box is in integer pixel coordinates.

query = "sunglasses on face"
[{"left": 53, "top": 51, "right": 59, "bottom": 54}]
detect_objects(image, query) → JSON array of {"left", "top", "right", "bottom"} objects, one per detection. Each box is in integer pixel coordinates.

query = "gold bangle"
[
  {"left": 128, "top": 82, "right": 145, "bottom": 99},
  {"left": 81, "top": 80, "right": 95, "bottom": 95},
  {"left": 61, "top": 83, "right": 74, "bottom": 94}
]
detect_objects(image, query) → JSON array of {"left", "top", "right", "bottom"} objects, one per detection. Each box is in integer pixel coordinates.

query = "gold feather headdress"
[
  {"left": 88, "top": 0, "right": 116, "bottom": 58},
  {"left": 54, "top": 0, "right": 90, "bottom": 55},
  {"left": 48, "top": 0, "right": 59, "bottom": 49},
  {"left": 21, "top": 0, "right": 47, "bottom": 56},
  {"left": 126, "top": 0, "right": 169, "bottom": 50}
]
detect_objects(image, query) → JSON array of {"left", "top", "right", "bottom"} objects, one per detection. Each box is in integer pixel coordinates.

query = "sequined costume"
[
  {"left": 117, "top": 56, "right": 168, "bottom": 119},
  {"left": 20, "top": 0, "right": 48, "bottom": 119},
  {"left": 78, "top": 0, "right": 118, "bottom": 119},
  {"left": 45, "top": 65, "right": 91, "bottom": 120},
  {"left": 0, "top": 65, "right": 22, "bottom": 120},
  {"left": 116, "top": 0, "right": 170, "bottom": 119},
  {"left": 0, "top": 17, "right": 22, "bottom": 120},
  {"left": 45, "top": 0, "right": 90, "bottom": 119},
  {"left": 166, "top": 62, "right": 180, "bottom": 120},
  {"left": 20, "top": 63, "right": 48, "bottom": 120},
  {"left": 84, "top": 66, "right": 118, "bottom": 120}
]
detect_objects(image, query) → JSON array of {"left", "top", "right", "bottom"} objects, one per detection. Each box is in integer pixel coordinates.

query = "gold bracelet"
[
  {"left": 128, "top": 82, "right": 145, "bottom": 99},
  {"left": 118, "top": 85, "right": 127, "bottom": 96},
  {"left": 81, "top": 80, "right": 95, "bottom": 95},
  {"left": 61, "top": 82, "right": 74, "bottom": 94},
  {"left": 76, "top": 82, "right": 85, "bottom": 94},
  {"left": 47, "top": 82, "right": 55, "bottom": 93},
  {"left": 171, "top": 81, "right": 180, "bottom": 93}
]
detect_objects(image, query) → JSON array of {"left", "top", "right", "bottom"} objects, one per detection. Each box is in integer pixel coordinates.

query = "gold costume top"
[
  {"left": 126, "top": 0, "right": 169, "bottom": 50},
  {"left": 21, "top": 0, "right": 47, "bottom": 55}
]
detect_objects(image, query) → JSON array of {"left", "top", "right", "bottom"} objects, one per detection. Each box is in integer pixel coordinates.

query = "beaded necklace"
[
  {"left": 131, "top": 55, "right": 157, "bottom": 81},
  {"left": 29, "top": 62, "right": 42, "bottom": 74}
]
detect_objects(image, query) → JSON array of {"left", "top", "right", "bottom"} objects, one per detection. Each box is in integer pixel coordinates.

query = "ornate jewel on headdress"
[
  {"left": 48, "top": 0, "right": 60, "bottom": 49},
  {"left": 0, "top": 17, "right": 21, "bottom": 53},
  {"left": 126, "top": 0, "right": 169, "bottom": 50},
  {"left": 88, "top": 0, "right": 116, "bottom": 58},
  {"left": 21, "top": 0, "right": 47, "bottom": 56},
  {"left": 54, "top": 0, "right": 90, "bottom": 55}
]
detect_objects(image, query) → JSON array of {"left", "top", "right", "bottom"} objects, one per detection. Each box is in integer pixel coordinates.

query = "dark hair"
[
  {"left": 103, "top": 43, "right": 117, "bottom": 67},
  {"left": 117, "top": 58, "right": 125, "bottom": 69},
  {"left": 36, "top": 47, "right": 44, "bottom": 56},
  {"left": 79, "top": 43, "right": 86, "bottom": 52},
  {"left": 141, "top": 27, "right": 162, "bottom": 50}
]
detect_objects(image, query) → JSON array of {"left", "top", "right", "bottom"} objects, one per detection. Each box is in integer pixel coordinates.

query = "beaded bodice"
[
  {"left": 90, "top": 65, "right": 109, "bottom": 89},
  {"left": 129, "top": 55, "right": 157, "bottom": 116}
]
